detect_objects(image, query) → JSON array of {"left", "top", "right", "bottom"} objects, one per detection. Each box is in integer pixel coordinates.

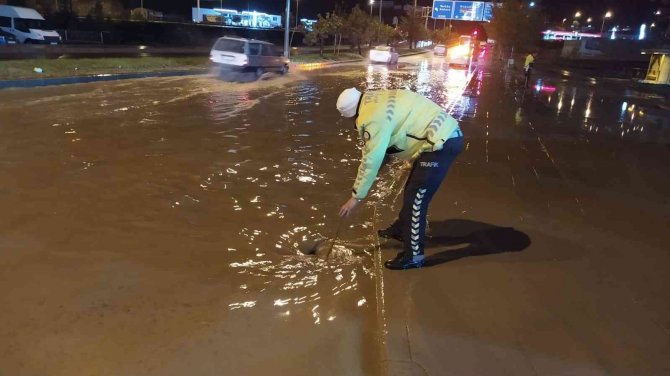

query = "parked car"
[
  {"left": 210, "top": 37, "right": 289, "bottom": 78},
  {"left": 433, "top": 44, "right": 446, "bottom": 56},
  {"left": 369, "top": 45, "right": 399, "bottom": 64},
  {"left": 0, "top": 29, "right": 17, "bottom": 44},
  {"left": 0, "top": 5, "right": 61, "bottom": 44}
]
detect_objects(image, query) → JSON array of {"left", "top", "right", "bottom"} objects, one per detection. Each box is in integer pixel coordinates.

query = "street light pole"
[
  {"left": 370, "top": 0, "right": 374, "bottom": 17},
  {"left": 296, "top": 0, "right": 299, "bottom": 29},
  {"left": 284, "top": 0, "right": 291, "bottom": 58},
  {"left": 601, "top": 11, "right": 612, "bottom": 34},
  {"left": 379, "top": 0, "right": 382, "bottom": 22}
]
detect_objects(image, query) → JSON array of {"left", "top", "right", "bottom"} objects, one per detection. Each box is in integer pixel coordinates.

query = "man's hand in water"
[{"left": 339, "top": 197, "right": 360, "bottom": 217}]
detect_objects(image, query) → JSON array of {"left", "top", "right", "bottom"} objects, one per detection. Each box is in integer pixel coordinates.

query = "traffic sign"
[
  {"left": 432, "top": 1, "right": 454, "bottom": 19},
  {"left": 431, "top": 1, "right": 494, "bottom": 22}
]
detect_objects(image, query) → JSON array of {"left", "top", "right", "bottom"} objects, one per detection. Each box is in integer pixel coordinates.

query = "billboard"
[{"left": 431, "top": 1, "right": 494, "bottom": 22}]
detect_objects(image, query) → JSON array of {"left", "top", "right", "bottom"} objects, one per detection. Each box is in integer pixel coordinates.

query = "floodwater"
[{"left": 1, "top": 53, "right": 669, "bottom": 375}]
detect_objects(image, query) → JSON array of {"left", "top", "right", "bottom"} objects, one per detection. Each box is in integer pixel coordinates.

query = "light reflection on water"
[
  {"left": 364, "top": 59, "right": 482, "bottom": 120},
  {"left": 535, "top": 80, "right": 670, "bottom": 144}
]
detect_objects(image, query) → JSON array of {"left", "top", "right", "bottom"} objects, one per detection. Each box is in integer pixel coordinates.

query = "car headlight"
[{"left": 449, "top": 45, "right": 469, "bottom": 58}]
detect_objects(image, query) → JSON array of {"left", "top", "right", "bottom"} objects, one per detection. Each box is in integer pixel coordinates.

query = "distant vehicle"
[
  {"left": 369, "top": 45, "right": 399, "bottom": 64},
  {"left": 433, "top": 44, "right": 446, "bottom": 56},
  {"left": 458, "top": 35, "right": 472, "bottom": 46},
  {"left": 0, "top": 29, "right": 17, "bottom": 44},
  {"left": 448, "top": 36, "right": 473, "bottom": 67},
  {"left": 0, "top": 5, "right": 61, "bottom": 44},
  {"left": 210, "top": 37, "right": 289, "bottom": 78}
]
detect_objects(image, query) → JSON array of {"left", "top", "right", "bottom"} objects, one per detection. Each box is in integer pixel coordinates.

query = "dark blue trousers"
[{"left": 397, "top": 136, "right": 464, "bottom": 257}]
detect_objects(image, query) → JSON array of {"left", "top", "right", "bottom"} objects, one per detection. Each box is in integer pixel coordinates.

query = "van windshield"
[
  {"left": 14, "top": 18, "right": 48, "bottom": 32},
  {"left": 213, "top": 39, "right": 245, "bottom": 53}
]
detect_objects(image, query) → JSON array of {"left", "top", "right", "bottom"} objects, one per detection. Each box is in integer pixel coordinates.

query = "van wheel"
[
  {"left": 254, "top": 67, "right": 264, "bottom": 78},
  {"left": 280, "top": 65, "right": 288, "bottom": 75}
]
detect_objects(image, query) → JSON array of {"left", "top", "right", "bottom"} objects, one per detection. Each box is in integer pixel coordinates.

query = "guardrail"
[{"left": 57, "top": 29, "right": 107, "bottom": 44}]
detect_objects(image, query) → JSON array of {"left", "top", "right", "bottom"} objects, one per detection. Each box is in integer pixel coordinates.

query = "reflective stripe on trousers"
[{"left": 398, "top": 136, "right": 464, "bottom": 256}]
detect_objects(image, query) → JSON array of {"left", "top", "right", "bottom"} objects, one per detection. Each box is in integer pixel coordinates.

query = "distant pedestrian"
[
  {"left": 523, "top": 52, "right": 537, "bottom": 86},
  {"left": 335, "top": 88, "right": 464, "bottom": 270}
]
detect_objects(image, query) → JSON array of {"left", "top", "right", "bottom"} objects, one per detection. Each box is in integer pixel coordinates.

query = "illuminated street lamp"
[
  {"left": 651, "top": 22, "right": 656, "bottom": 28},
  {"left": 587, "top": 17, "right": 592, "bottom": 23},
  {"left": 575, "top": 11, "right": 582, "bottom": 18},
  {"left": 529, "top": 1, "right": 535, "bottom": 7},
  {"left": 370, "top": 0, "right": 374, "bottom": 16},
  {"left": 655, "top": 10, "right": 661, "bottom": 16},
  {"left": 562, "top": 17, "right": 567, "bottom": 24},
  {"left": 601, "top": 11, "right": 612, "bottom": 33}
]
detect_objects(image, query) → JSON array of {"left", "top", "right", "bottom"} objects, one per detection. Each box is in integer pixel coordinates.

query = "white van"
[
  {"left": 210, "top": 37, "right": 289, "bottom": 77},
  {"left": 0, "top": 5, "right": 61, "bottom": 44}
]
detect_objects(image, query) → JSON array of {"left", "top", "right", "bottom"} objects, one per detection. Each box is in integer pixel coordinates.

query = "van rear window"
[
  {"left": 0, "top": 16, "right": 11, "bottom": 28},
  {"left": 214, "top": 39, "right": 245, "bottom": 53}
]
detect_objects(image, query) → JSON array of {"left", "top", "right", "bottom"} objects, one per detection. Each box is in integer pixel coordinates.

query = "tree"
[
  {"left": 398, "top": 7, "right": 429, "bottom": 49},
  {"left": 343, "top": 5, "right": 373, "bottom": 55},
  {"left": 485, "top": 0, "right": 543, "bottom": 57},
  {"left": 369, "top": 19, "right": 398, "bottom": 46},
  {"left": 304, "top": 13, "right": 342, "bottom": 57},
  {"left": 431, "top": 26, "right": 453, "bottom": 45},
  {"left": 91, "top": 0, "right": 104, "bottom": 22}
]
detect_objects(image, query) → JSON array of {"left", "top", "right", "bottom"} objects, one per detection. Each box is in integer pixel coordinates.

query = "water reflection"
[{"left": 536, "top": 79, "right": 670, "bottom": 144}]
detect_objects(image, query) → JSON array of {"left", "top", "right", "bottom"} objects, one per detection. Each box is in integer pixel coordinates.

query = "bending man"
[{"left": 336, "top": 88, "right": 464, "bottom": 270}]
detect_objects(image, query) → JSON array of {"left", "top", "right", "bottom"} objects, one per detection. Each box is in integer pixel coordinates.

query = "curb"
[
  {"left": 0, "top": 68, "right": 208, "bottom": 90},
  {"left": 291, "top": 58, "right": 363, "bottom": 70},
  {"left": 292, "top": 50, "right": 429, "bottom": 70},
  {"left": 399, "top": 49, "right": 431, "bottom": 57}
]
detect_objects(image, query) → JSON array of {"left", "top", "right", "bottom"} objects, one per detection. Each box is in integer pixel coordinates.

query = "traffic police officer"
[{"left": 336, "top": 88, "right": 464, "bottom": 270}]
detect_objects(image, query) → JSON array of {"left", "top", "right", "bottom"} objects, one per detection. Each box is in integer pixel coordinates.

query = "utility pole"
[
  {"left": 379, "top": 0, "right": 382, "bottom": 22},
  {"left": 413, "top": 0, "right": 417, "bottom": 48},
  {"left": 284, "top": 0, "right": 291, "bottom": 58},
  {"left": 296, "top": 0, "right": 299, "bottom": 29},
  {"left": 196, "top": 0, "right": 200, "bottom": 23}
]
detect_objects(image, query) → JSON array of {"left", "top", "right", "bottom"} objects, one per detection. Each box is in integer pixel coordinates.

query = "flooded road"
[{"left": 1, "top": 53, "right": 669, "bottom": 375}]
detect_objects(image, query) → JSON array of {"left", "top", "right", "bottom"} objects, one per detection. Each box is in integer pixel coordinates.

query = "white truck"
[{"left": 0, "top": 5, "right": 61, "bottom": 44}]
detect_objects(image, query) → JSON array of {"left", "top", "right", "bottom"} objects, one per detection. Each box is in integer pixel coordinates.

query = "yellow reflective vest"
[
  {"left": 352, "top": 89, "right": 460, "bottom": 199},
  {"left": 524, "top": 54, "right": 535, "bottom": 69}
]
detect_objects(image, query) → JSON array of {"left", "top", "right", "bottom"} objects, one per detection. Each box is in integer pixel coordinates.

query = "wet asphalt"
[{"left": 0, "top": 52, "right": 668, "bottom": 375}]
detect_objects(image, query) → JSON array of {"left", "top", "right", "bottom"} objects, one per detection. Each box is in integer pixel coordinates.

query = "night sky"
[{"left": 138, "top": 0, "right": 667, "bottom": 27}]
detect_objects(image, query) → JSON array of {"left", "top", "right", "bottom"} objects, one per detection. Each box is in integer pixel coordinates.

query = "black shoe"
[
  {"left": 378, "top": 225, "right": 403, "bottom": 242},
  {"left": 384, "top": 253, "right": 425, "bottom": 270}
]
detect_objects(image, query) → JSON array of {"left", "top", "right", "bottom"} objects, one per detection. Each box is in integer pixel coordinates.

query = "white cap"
[{"left": 336, "top": 88, "right": 362, "bottom": 118}]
